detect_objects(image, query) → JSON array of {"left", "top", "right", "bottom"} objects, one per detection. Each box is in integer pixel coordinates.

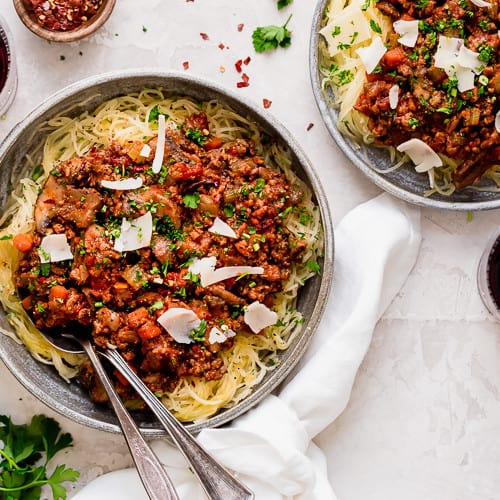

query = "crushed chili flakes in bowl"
[
  {"left": 29, "top": 0, "right": 103, "bottom": 32},
  {"left": 13, "top": 0, "right": 115, "bottom": 42}
]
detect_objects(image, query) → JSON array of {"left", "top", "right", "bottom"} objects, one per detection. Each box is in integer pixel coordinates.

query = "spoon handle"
[
  {"left": 102, "top": 347, "right": 254, "bottom": 500},
  {"left": 81, "top": 340, "right": 179, "bottom": 500}
]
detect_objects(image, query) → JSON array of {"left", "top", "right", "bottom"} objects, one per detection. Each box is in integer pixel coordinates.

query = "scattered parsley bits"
[
  {"left": 277, "top": 0, "right": 293, "bottom": 9},
  {"left": 252, "top": 14, "right": 292, "bottom": 53},
  {"left": 185, "top": 127, "right": 208, "bottom": 146},
  {"left": 0, "top": 414, "right": 79, "bottom": 500}
]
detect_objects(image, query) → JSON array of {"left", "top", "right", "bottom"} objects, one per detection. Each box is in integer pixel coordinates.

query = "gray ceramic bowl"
[
  {"left": 0, "top": 70, "right": 333, "bottom": 436},
  {"left": 310, "top": 0, "right": 500, "bottom": 211}
]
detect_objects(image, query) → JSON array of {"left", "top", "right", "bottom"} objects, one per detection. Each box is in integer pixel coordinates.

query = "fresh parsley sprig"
[
  {"left": 0, "top": 414, "right": 79, "bottom": 500},
  {"left": 277, "top": 0, "right": 293, "bottom": 9},
  {"left": 252, "top": 14, "right": 293, "bottom": 53}
]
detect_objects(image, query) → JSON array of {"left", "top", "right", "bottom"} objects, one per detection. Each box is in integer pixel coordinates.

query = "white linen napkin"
[{"left": 72, "top": 193, "right": 421, "bottom": 499}]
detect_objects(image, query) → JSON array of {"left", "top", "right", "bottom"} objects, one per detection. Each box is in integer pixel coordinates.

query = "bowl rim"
[
  {"left": 0, "top": 69, "right": 334, "bottom": 435},
  {"left": 12, "top": 0, "right": 116, "bottom": 43},
  {"left": 309, "top": 0, "right": 500, "bottom": 211}
]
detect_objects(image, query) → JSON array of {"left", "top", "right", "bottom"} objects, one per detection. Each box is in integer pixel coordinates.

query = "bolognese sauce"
[
  {"left": 355, "top": 0, "right": 499, "bottom": 189},
  {"left": 14, "top": 111, "right": 308, "bottom": 405}
]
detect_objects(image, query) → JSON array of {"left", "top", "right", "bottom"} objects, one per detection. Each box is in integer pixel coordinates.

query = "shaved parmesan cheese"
[
  {"left": 189, "top": 256, "right": 217, "bottom": 275},
  {"left": 393, "top": 20, "right": 419, "bottom": 48},
  {"left": 319, "top": 5, "right": 371, "bottom": 57},
  {"left": 434, "top": 36, "right": 463, "bottom": 69},
  {"left": 114, "top": 211, "right": 153, "bottom": 252},
  {"left": 397, "top": 138, "right": 443, "bottom": 173},
  {"left": 188, "top": 256, "right": 263, "bottom": 287},
  {"left": 244, "top": 301, "right": 278, "bottom": 334},
  {"left": 101, "top": 177, "right": 143, "bottom": 190},
  {"left": 458, "top": 45, "right": 482, "bottom": 73},
  {"left": 157, "top": 308, "right": 200, "bottom": 344},
  {"left": 389, "top": 85, "right": 399, "bottom": 110},
  {"left": 39, "top": 234, "right": 73, "bottom": 263},
  {"left": 139, "top": 144, "right": 151, "bottom": 157},
  {"left": 151, "top": 114, "right": 166, "bottom": 174},
  {"left": 208, "top": 217, "right": 237, "bottom": 238},
  {"left": 356, "top": 36, "right": 387, "bottom": 74},
  {"left": 200, "top": 266, "right": 264, "bottom": 287},
  {"left": 455, "top": 66, "right": 476, "bottom": 92},
  {"left": 434, "top": 36, "right": 482, "bottom": 92},
  {"left": 495, "top": 110, "right": 500, "bottom": 133},
  {"left": 208, "top": 326, "right": 236, "bottom": 344},
  {"left": 470, "top": 0, "right": 491, "bottom": 6}
]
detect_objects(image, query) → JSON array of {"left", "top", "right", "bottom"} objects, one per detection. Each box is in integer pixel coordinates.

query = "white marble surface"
[{"left": 0, "top": 1, "right": 499, "bottom": 499}]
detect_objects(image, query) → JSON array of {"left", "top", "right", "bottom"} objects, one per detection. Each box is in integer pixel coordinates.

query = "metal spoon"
[
  {"left": 41, "top": 328, "right": 254, "bottom": 500},
  {"left": 40, "top": 330, "right": 180, "bottom": 500}
]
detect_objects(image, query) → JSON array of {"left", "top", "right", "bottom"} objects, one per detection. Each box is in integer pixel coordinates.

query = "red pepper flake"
[
  {"left": 243, "top": 56, "right": 251, "bottom": 65},
  {"left": 182, "top": 61, "right": 190, "bottom": 70},
  {"left": 306, "top": 123, "right": 314, "bottom": 131},
  {"left": 263, "top": 99, "right": 272, "bottom": 109},
  {"left": 234, "top": 59, "right": 243, "bottom": 73},
  {"left": 200, "top": 32, "right": 209, "bottom": 41},
  {"left": 237, "top": 23, "right": 244, "bottom": 32},
  {"left": 237, "top": 73, "right": 250, "bottom": 88},
  {"left": 218, "top": 43, "right": 225, "bottom": 50}
]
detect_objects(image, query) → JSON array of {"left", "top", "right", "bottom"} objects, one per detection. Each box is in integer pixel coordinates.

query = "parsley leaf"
[
  {"left": 0, "top": 414, "right": 79, "bottom": 499},
  {"left": 277, "top": 0, "right": 293, "bottom": 8},
  {"left": 252, "top": 14, "right": 293, "bottom": 53},
  {"left": 182, "top": 192, "right": 201, "bottom": 209},
  {"left": 148, "top": 105, "right": 160, "bottom": 122}
]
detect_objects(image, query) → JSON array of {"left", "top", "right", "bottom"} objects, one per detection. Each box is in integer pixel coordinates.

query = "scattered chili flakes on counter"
[
  {"left": 182, "top": 61, "right": 190, "bottom": 70},
  {"left": 306, "top": 123, "right": 314, "bottom": 131},
  {"left": 200, "top": 32, "right": 209, "bottom": 40},
  {"left": 237, "top": 23, "right": 244, "bottom": 32},
  {"left": 29, "top": 0, "right": 104, "bottom": 32},
  {"left": 237, "top": 72, "right": 250, "bottom": 88},
  {"left": 263, "top": 99, "right": 272, "bottom": 109}
]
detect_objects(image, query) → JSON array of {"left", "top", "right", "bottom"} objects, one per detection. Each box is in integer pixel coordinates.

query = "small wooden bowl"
[{"left": 13, "top": 0, "right": 116, "bottom": 43}]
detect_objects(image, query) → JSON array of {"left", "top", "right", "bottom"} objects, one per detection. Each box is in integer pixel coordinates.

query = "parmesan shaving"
[
  {"left": 100, "top": 177, "right": 143, "bottom": 190},
  {"left": 139, "top": 144, "right": 151, "bottom": 157},
  {"left": 244, "top": 301, "right": 278, "bottom": 333},
  {"left": 389, "top": 85, "right": 399, "bottom": 110},
  {"left": 208, "top": 326, "right": 236, "bottom": 344},
  {"left": 434, "top": 36, "right": 482, "bottom": 92},
  {"left": 208, "top": 217, "right": 237, "bottom": 238},
  {"left": 470, "top": 0, "right": 491, "bottom": 6},
  {"left": 114, "top": 211, "right": 153, "bottom": 252},
  {"left": 200, "top": 266, "right": 264, "bottom": 287},
  {"left": 151, "top": 114, "right": 166, "bottom": 174},
  {"left": 393, "top": 20, "right": 419, "bottom": 48},
  {"left": 495, "top": 110, "right": 500, "bottom": 133},
  {"left": 397, "top": 138, "right": 443, "bottom": 173},
  {"left": 188, "top": 256, "right": 264, "bottom": 287},
  {"left": 39, "top": 234, "right": 73, "bottom": 263},
  {"left": 319, "top": 5, "right": 371, "bottom": 57},
  {"left": 356, "top": 36, "right": 387, "bottom": 74},
  {"left": 157, "top": 308, "right": 200, "bottom": 344},
  {"left": 458, "top": 45, "right": 482, "bottom": 73}
]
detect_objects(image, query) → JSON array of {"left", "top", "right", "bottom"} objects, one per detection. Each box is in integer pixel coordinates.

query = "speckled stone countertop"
[{"left": 0, "top": 1, "right": 499, "bottom": 499}]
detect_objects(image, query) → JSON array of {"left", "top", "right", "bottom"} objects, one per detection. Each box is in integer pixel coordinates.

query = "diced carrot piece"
[{"left": 13, "top": 233, "right": 34, "bottom": 253}]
